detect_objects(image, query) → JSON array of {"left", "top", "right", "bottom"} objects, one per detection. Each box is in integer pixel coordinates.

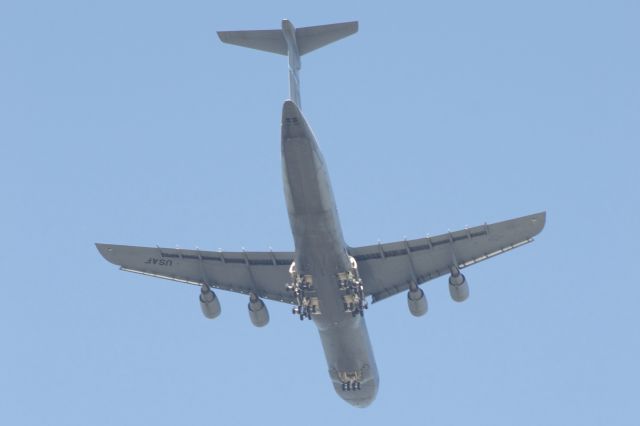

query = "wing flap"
[
  {"left": 350, "top": 212, "right": 546, "bottom": 303},
  {"left": 96, "top": 244, "right": 296, "bottom": 304}
]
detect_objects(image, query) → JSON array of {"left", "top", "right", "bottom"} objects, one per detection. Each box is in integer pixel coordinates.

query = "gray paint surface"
[
  {"left": 96, "top": 19, "right": 545, "bottom": 408},
  {"left": 281, "top": 99, "right": 379, "bottom": 405}
]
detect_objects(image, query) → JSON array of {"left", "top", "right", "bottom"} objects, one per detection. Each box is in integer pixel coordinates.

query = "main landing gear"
[
  {"left": 286, "top": 262, "right": 320, "bottom": 321},
  {"left": 292, "top": 304, "right": 317, "bottom": 320},
  {"left": 338, "top": 256, "right": 368, "bottom": 317}
]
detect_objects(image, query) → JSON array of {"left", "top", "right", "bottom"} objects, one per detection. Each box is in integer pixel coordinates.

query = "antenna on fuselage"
[{"left": 217, "top": 19, "right": 358, "bottom": 108}]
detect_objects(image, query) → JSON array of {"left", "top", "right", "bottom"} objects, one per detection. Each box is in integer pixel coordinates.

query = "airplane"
[{"left": 96, "top": 19, "right": 546, "bottom": 408}]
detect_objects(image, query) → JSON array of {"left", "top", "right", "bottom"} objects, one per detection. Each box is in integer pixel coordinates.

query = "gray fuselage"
[{"left": 281, "top": 100, "right": 379, "bottom": 407}]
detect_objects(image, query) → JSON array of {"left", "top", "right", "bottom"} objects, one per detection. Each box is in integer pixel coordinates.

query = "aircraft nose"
[
  {"left": 335, "top": 376, "right": 379, "bottom": 408},
  {"left": 345, "top": 395, "right": 375, "bottom": 408}
]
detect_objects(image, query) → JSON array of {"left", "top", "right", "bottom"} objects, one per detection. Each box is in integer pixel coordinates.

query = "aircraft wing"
[
  {"left": 95, "top": 243, "right": 296, "bottom": 304},
  {"left": 349, "top": 212, "right": 546, "bottom": 303}
]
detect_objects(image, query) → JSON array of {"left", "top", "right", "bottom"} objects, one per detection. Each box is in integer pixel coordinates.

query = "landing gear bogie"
[
  {"left": 341, "top": 381, "right": 361, "bottom": 392},
  {"left": 338, "top": 256, "right": 367, "bottom": 317},
  {"left": 286, "top": 262, "right": 320, "bottom": 321}
]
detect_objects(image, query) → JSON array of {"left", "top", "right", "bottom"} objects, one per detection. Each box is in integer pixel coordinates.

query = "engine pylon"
[
  {"left": 199, "top": 283, "right": 221, "bottom": 319},
  {"left": 248, "top": 292, "right": 269, "bottom": 327},
  {"left": 407, "top": 283, "right": 428, "bottom": 316},
  {"left": 448, "top": 266, "right": 470, "bottom": 302}
]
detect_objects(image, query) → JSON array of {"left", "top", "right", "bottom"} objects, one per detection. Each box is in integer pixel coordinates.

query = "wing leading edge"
[
  {"left": 350, "top": 212, "right": 546, "bottom": 303},
  {"left": 97, "top": 212, "right": 544, "bottom": 305},
  {"left": 95, "top": 244, "right": 296, "bottom": 304}
]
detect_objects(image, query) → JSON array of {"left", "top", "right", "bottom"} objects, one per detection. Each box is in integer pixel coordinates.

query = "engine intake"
[
  {"left": 448, "top": 267, "right": 469, "bottom": 302},
  {"left": 248, "top": 293, "right": 269, "bottom": 327},
  {"left": 199, "top": 283, "right": 221, "bottom": 319},
  {"left": 407, "top": 285, "right": 428, "bottom": 317}
]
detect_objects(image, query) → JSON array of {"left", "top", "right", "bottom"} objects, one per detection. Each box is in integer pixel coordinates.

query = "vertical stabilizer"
[
  {"left": 281, "top": 20, "right": 301, "bottom": 106},
  {"left": 217, "top": 20, "right": 358, "bottom": 108}
]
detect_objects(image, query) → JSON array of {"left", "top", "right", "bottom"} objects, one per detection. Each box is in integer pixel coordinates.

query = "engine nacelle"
[
  {"left": 199, "top": 284, "right": 221, "bottom": 319},
  {"left": 448, "top": 268, "right": 469, "bottom": 302},
  {"left": 407, "top": 286, "right": 428, "bottom": 317},
  {"left": 248, "top": 293, "right": 269, "bottom": 327}
]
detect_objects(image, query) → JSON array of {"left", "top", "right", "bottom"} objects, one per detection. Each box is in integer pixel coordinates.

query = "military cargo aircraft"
[{"left": 96, "top": 20, "right": 545, "bottom": 407}]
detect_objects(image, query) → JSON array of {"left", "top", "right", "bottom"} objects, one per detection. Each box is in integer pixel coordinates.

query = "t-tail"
[{"left": 217, "top": 20, "right": 358, "bottom": 108}]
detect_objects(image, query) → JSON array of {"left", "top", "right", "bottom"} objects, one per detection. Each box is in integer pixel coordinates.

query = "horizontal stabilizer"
[
  {"left": 217, "top": 29, "right": 287, "bottom": 55},
  {"left": 217, "top": 20, "right": 358, "bottom": 56},
  {"left": 296, "top": 21, "right": 358, "bottom": 55},
  {"left": 218, "top": 19, "right": 358, "bottom": 107}
]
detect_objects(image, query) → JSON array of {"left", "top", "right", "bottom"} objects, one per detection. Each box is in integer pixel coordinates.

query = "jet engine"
[
  {"left": 199, "top": 283, "right": 221, "bottom": 319},
  {"left": 248, "top": 293, "right": 270, "bottom": 327},
  {"left": 407, "top": 284, "right": 428, "bottom": 317},
  {"left": 448, "top": 267, "right": 469, "bottom": 302}
]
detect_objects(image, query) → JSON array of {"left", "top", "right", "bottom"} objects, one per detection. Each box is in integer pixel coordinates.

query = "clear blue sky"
[{"left": 1, "top": 1, "right": 638, "bottom": 425}]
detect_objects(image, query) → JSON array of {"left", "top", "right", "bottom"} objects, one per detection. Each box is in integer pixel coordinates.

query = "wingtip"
[
  {"left": 529, "top": 211, "right": 547, "bottom": 236},
  {"left": 95, "top": 243, "right": 119, "bottom": 265},
  {"left": 217, "top": 31, "right": 229, "bottom": 43}
]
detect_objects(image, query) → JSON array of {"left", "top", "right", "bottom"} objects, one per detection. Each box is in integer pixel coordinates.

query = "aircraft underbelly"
[
  {"left": 281, "top": 103, "right": 378, "bottom": 407},
  {"left": 319, "top": 317, "right": 379, "bottom": 407},
  {"left": 282, "top": 133, "right": 348, "bottom": 275}
]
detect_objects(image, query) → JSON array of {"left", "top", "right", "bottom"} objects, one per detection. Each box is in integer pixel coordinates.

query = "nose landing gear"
[
  {"left": 341, "top": 381, "right": 361, "bottom": 391},
  {"left": 338, "top": 369, "right": 363, "bottom": 392}
]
